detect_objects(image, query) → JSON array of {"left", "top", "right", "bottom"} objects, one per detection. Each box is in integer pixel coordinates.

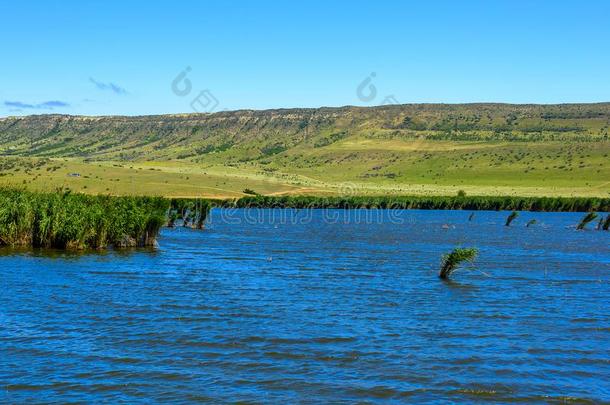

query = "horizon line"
[{"left": 3, "top": 101, "right": 610, "bottom": 120}]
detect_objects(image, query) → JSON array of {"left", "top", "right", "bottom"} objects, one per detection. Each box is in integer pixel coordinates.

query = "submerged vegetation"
[
  {"left": 577, "top": 212, "right": 599, "bottom": 230},
  {"left": 0, "top": 188, "right": 169, "bottom": 249},
  {"left": 505, "top": 211, "right": 519, "bottom": 227},
  {"left": 439, "top": 248, "right": 479, "bottom": 280}
]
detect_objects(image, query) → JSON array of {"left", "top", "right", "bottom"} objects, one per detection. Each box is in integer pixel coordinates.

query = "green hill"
[{"left": 0, "top": 103, "right": 609, "bottom": 198}]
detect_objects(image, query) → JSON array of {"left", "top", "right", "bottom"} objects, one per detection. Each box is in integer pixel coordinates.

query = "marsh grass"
[
  {"left": 439, "top": 248, "right": 478, "bottom": 280},
  {"left": 577, "top": 212, "right": 598, "bottom": 230},
  {"left": 0, "top": 188, "right": 169, "bottom": 249},
  {"left": 526, "top": 219, "right": 537, "bottom": 227},
  {"left": 194, "top": 199, "right": 211, "bottom": 229},
  {"left": 602, "top": 215, "right": 610, "bottom": 231},
  {"left": 229, "top": 195, "right": 610, "bottom": 212},
  {"left": 169, "top": 198, "right": 211, "bottom": 229}
]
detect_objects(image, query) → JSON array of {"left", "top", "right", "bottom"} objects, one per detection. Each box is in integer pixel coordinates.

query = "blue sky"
[{"left": 1, "top": 0, "right": 610, "bottom": 116}]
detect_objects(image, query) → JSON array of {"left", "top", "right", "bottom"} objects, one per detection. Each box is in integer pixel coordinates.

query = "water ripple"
[{"left": 1, "top": 209, "right": 608, "bottom": 403}]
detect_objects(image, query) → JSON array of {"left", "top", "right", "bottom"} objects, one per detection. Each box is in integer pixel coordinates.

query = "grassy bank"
[
  {"left": 223, "top": 195, "right": 610, "bottom": 212},
  {"left": 1, "top": 189, "right": 606, "bottom": 252},
  {"left": 0, "top": 188, "right": 169, "bottom": 249}
]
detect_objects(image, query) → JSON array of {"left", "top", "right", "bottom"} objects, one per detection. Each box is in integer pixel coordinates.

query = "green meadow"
[{"left": 0, "top": 138, "right": 607, "bottom": 198}]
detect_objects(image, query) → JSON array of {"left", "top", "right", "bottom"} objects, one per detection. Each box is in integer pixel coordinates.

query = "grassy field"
[{"left": 1, "top": 138, "right": 608, "bottom": 198}]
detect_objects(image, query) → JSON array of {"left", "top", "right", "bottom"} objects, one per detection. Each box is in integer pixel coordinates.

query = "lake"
[{"left": 1, "top": 209, "right": 609, "bottom": 403}]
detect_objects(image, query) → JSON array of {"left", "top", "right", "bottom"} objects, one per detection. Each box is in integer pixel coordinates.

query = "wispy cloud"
[
  {"left": 40, "top": 100, "right": 70, "bottom": 108},
  {"left": 4, "top": 100, "right": 70, "bottom": 110},
  {"left": 89, "top": 77, "right": 128, "bottom": 95}
]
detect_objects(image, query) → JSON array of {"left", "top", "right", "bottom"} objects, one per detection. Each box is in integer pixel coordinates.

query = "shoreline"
[{"left": 190, "top": 195, "right": 610, "bottom": 213}]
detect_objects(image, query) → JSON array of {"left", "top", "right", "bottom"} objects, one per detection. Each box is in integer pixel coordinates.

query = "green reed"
[
  {"left": 439, "top": 248, "right": 479, "bottom": 280},
  {"left": 0, "top": 188, "right": 169, "bottom": 249},
  {"left": 223, "top": 195, "right": 610, "bottom": 212},
  {"left": 169, "top": 198, "right": 212, "bottom": 229}
]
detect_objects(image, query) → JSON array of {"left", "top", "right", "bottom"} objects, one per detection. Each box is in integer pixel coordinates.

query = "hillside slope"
[
  {"left": 1, "top": 104, "right": 609, "bottom": 198},
  {"left": 1, "top": 103, "right": 609, "bottom": 160}
]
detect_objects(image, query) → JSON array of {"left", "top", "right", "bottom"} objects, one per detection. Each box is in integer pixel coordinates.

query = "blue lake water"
[{"left": 1, "top": 209, "right": 609, "bottom": 403}]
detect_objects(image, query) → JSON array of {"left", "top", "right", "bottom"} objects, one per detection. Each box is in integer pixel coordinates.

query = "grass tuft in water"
[
  {"left": 439, "top": 248, "right": 478, "bottom": 280},
  {"left": 577, "top": 212, "right": 598, "bottom": 230},
  {"left": 169, "top": 198, "right": 212, "bottom": 229},
  {"left": 194, "top": 199, "right": 212, "bottom": 229},
  {"left": 505, "top": 211, "right": 519, "bottom": 227}
]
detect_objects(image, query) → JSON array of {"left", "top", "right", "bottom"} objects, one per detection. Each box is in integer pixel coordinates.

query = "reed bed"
[
  {"left": 4, "top": 189, "right": 605, "bottom": 252},
  {"left": 225, "top": 195, "right": 610, "bottom": 212},
  {"left": 0, "top": 188, "right": 169, "bottom": 249}
]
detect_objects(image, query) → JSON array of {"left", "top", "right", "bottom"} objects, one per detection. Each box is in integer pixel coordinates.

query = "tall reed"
[
  {"left": 0, "top": 188, "right": 169, "bottom": 249},
  {"left": 224, "top": 195, "right": 610, "bottom": 213},
  {"left": 169, "top": 198, "right": 211, "bottom": 229}
]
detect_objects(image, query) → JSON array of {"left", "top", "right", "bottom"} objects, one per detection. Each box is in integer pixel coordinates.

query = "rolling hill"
[{"left": 0, "top": 103, "right": 609, "bottom": 198}]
